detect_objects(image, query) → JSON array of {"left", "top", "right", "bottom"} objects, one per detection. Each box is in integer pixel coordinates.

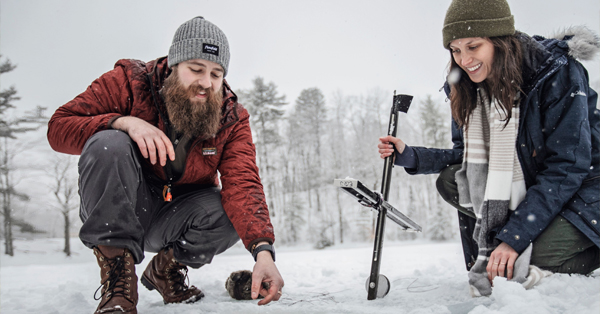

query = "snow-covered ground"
[{"left": 1, "top": 238, "right": 598, "bottom": 314}]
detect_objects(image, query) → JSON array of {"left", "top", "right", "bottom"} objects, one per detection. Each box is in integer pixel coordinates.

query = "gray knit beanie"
[
  {"left": 442, "top": 0, "right": 515, "bottom": 49},
  {"left": 168, "top": 16, "right": 230, "bottom": 76}
]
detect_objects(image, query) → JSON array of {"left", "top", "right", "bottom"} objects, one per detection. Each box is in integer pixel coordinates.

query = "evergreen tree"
[
  {"left": 419, "top": 95, "right": 447, "bottom": 148},
  {"left": 0, "top": 56, "right": 47, "bottom": 255},
  {"left": 282, "top": 192, "right": 306, "bottom": 244},
  {"left": 418, "top": 95, "right": 453, "bottom": 241},
  {"left": 285, "top": 87, "right": 328, "bottom": 244},
  {"left": 238, "top": 77, "right": 286, "bottom": 217},
  {"left": 290, "top": 87, "right": 327, "bottom": 211}
]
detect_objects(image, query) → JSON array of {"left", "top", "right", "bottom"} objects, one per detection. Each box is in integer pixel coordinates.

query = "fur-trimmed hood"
[
  {"left": 518, "top": 26, "right": 599, "bottom": 92},
  {"left": 550, "top": 25, "right": 600, "bottom": 61}
]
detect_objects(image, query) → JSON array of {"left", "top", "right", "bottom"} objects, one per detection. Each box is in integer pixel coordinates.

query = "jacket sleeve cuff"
[
  {"left": 404, "top": 146, "right": 423, "bottom": 175},
  {"left": 394, "top": 145, "right": 417, "bottom": 169},
  {"left": 107, "top": 115, "right": 123, "bottom": 129},
  {"left": 496, "top": 230, "right": 532, "bottom": 254},
  {"left": 246, "top": 237, "right": 274, "bottom": 253}
]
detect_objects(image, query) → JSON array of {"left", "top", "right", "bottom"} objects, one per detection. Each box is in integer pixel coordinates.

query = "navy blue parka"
[{"left": 405, "top": 28, "right": 600, "bottom": 254}]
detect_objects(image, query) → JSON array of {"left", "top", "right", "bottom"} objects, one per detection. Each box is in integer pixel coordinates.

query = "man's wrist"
[
  {"left": 110, "top": 116, "right": 128, "bottom": 131},
  {"left": 108, "top": 116, "right": 123, "bottom": 130},
  {"left": 252, "top": 242, "right": 275, "bottom": 262}
]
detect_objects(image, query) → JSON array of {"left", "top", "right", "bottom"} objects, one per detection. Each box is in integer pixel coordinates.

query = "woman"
[{"left": 378, "top": 0, "right": 599, "bottom": 296}]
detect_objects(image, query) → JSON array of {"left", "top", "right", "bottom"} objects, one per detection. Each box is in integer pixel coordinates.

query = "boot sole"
[
  {"left": 140, "top": 275, "right": 156, "bottom": 291},
  {"left": 140, "top": 275, "right": 204, "bottom": 304}
]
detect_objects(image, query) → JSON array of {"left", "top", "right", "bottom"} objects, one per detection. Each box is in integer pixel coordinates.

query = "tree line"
[
  {"left": 0, "top": 60, "right": 458, "bottom": 256},
  {"left": 238, "top": 77, "right": 457, "bottom": 248}
]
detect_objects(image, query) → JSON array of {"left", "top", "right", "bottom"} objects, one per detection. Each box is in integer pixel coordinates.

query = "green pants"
[
  {"left": 436, "top": 165, "right": 599, "bottom": 275},
  {"left": 530, "top": 216, "right": 599, "bottom": 274}
]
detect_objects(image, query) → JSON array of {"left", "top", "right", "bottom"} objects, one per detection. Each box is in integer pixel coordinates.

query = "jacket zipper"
[
  {"left": 146, "top": 67, "right": 241, "bottom": 200},
  {"left": 147, "top": 71, "right": 175, "bottom": 202}
]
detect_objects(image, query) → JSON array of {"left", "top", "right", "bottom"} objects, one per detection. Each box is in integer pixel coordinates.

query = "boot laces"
[
  {"left": 94, "top": 256, "right": 132, "bottom": 301},
  {"left": 167, "top": 262, "right": 192, "bottom": 292}
]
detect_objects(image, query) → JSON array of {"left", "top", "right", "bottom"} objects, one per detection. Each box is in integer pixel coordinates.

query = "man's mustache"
[{"left": 189, "top": 85, "right": 211, "bottom": 96}]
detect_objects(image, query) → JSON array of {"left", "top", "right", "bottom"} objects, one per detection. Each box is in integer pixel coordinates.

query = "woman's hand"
[
  {"left": 378, "top": 135, "right": 406, "bottom": 159},
  {"left": 487, "top": 242, "right": 518, "bottom": 282}
]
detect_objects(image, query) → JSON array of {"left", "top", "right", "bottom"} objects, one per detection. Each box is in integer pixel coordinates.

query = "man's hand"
[
  {"left": 378, "top": 135, "right": 406, "bottom": 159},
  {"left": 112, "top": 116, "right": 175, "bottom": 166},
  {"left": 251, "top": 248, "right": 284, "bottom": 306},
  {"left": 487, "top": 242, "right": 518, "bottom": 282}
]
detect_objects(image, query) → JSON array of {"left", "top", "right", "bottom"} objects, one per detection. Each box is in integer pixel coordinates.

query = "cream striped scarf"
[{"left": 455, "top": 87, "right": 529, "bottom": 296}]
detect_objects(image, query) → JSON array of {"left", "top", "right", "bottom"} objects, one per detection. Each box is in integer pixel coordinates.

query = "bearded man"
[{"left": 47, "top": 17, "right": 284, "bottom": 314}]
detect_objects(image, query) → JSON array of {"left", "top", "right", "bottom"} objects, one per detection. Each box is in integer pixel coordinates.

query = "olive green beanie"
[{"left": 442, "top": 0, "right": 515, "bottom": 49}]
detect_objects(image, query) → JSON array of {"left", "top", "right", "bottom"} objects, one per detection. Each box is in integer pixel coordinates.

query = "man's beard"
[{"left": 161, "top": 69, "right": 223, "bottom": 138}]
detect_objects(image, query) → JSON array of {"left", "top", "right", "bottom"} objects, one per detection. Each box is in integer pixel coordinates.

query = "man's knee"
[
  {"left": 175, "top": 212, "right": 239, "bottom": 267},
  {"left": 187, "top": 199, "right": 238, "bottom": 241},
  {"left": 79, "top": 130, "right": 142, "bottom": 183},
  {"left": 81, "top": 130, "right": 136, "bottom": 161},
  {"left": 149, "top": 188, "right": 240, "bottom": 267}
]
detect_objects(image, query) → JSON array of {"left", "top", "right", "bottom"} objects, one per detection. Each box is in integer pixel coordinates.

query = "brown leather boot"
[
  {"left": 141, "top": 248, "right": 204, "bottom": 304},
  {"left": 93, "top": 245, "right": 138, "bottom": 314}
]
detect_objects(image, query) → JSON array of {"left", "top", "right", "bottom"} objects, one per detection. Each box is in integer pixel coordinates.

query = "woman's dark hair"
[{"left": 448, "top": 32, "right": 523, "bottom": 129}]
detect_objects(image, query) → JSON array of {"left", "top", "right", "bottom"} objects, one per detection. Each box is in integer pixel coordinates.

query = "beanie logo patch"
[{"left": 202, "top": 43, "right": 219, "bottom": 56}]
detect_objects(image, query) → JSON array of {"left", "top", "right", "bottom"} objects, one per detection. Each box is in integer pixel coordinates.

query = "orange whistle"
[{"left": 163, "top": 185, "right": 172, "bottom": 202}]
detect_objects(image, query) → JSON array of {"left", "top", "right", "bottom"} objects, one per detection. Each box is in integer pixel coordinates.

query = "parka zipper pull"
[{"left": 163, "top": 184, "right": 172, "bottom": 202}]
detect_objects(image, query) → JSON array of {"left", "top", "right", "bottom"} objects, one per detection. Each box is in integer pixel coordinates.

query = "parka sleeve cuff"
[
  {"left": 107, "top": 115, "right": 124, "bottom": 129},
  {"left": 404, "top": 146, "right": 423, "bottom": 175},
  {"left": 394, "top": 145, "right": 417, "bottom": 169},
  {"left": 246, "top": 237, "right": 274, "bottom": 253},
  {"left": 496, "top": 231, "right": 532, "bottom": 254}
]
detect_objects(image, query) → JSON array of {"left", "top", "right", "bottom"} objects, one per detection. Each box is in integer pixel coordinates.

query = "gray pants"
[{"left": 78, "top": 130, "right": 239, "bottom": 268}]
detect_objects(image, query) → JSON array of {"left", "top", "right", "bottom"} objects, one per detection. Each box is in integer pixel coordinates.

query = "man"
[{"left": 47, "top": 16, "right": 284, "bottom": 313}]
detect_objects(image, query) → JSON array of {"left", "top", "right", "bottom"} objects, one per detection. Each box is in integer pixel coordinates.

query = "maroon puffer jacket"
[{"left": 47, "top": 57, "right": 274, "bottom": 251}]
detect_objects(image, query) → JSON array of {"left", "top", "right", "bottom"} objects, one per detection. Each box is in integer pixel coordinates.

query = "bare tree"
[
  {"left": 329, "top": 91, "right": 350, "bottom": 244},
  {"left": 48, "top": 154, "right": 79, "bottom": 256}
]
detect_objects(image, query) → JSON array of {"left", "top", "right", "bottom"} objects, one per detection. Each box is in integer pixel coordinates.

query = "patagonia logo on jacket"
[{"left": 203, "top": 148, "right": 217, "bottom": 156}]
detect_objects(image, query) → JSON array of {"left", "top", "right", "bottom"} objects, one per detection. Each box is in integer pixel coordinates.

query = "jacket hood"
[
  {"left": 550, "top": 25, "right": 600, "bottom": 61},
  {"left": 518, "top": 26, "right": 599, "bottom": 91}
]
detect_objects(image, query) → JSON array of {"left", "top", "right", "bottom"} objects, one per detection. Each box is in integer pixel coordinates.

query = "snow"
[{"left": 1, "top": 238, "right": 598, "bottom": 314}]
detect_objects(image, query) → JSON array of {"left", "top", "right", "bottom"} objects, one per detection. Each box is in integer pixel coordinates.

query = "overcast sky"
[{"left": 1, "top": 0, "right": 599, "bottom": 115}]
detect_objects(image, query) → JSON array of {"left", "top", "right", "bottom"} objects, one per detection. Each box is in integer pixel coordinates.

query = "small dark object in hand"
[{"left": 225, "top": 270, "right": 270, "bottom": 300}]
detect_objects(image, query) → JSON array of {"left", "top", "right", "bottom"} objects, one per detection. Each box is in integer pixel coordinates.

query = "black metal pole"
[{"left": 367, "top": 93, "right": 412, "bottom": 300}]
